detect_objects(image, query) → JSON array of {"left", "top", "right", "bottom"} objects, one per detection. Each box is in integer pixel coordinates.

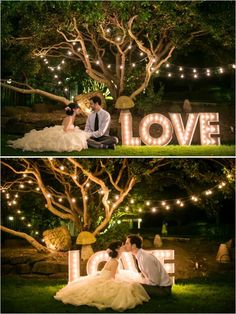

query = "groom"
[
  {"left": 85, "top": 96, "right": 118, "bottom": 149},
  {"left": 124, "top": 234, "right": 172, "bottom": 297}
]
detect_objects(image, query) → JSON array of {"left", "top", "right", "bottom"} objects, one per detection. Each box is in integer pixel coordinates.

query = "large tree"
[
  {"left": 1, "top": 158, "right": 234, "bottom": 252},
  {"left": 1, "top": 1, "right": 234, "bottom": 105}
]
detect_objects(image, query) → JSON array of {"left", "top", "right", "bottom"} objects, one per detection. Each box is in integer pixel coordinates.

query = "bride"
[
  {"left": 8, "top": 103, "right": 91, "bottom": 152},
  {"left": 54, "top": 241, "right": 150, "bottom": 311}
]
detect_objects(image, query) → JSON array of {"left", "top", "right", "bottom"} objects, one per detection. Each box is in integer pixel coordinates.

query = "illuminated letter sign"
[
  {"left": 69, "top": 250, "right": 175, "bottom": 285},
  {"left": 139, "top": 114, "right": 173, "bottom": 146},
  {"left": 169, "top": 113, "right": 199, "bottom": 145},
  {"left": 119, "top": 110, "right": 141, "bottom": 146},
  {"left": 199, "top": 112, "right": 220, "bottom": 145},
  {"left": 68, "top": 250, "right": 80, "bottom": 283},
  {"left": 119, "top": 111, "right": 221, "bottom": 146}
]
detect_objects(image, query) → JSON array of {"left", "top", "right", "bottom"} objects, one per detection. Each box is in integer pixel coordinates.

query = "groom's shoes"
[
  {"left": 100, "top": 143, "right": 116, "bottom": 149},
  {"left": 108, "top": 144, "right": 116, "bottom": 150},
  {"left": 114, "top": 137, "right": 119, "bottom": 144}
]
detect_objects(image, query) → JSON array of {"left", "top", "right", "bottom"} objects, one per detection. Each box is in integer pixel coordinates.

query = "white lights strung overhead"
[{"left": 124, "top": 180, "right": 229, "bottom": 214}]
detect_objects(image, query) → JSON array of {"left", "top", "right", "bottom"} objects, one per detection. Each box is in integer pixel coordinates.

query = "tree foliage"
[{"left": 1, "top": 1, "right": 234, "bottom": 104}]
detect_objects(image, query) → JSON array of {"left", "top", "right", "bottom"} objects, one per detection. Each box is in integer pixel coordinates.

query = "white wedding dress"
[
  {"left": 54, "top": 269, "right": 150, "bottom": 311},
  {"left": 8, "top": 123, "right": 90, "bottom": 152}
]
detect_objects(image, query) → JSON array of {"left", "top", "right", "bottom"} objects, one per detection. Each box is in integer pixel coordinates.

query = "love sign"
[
  {"left": 119, "top": 111, "right": 220, "bottom": 146},
  {"left": 68, "top": 249, "right": 175, "bottom": 284}
]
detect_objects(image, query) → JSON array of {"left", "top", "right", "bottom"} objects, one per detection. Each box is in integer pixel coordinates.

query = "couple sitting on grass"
[
  {"left": 54, "top": 235, "right": 172, "bottom": 312},
  {"left": 8, "top": 96, "right": 119, "bottom": 152}
]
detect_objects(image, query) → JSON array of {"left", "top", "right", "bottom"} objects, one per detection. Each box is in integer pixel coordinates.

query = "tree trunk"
[{"left": 1, "top": 225, "right": 51, "bottom": 253}]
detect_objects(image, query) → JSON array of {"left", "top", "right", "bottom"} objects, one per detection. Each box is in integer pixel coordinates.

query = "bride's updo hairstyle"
[
  {"left": 107, "top": 240, "right": 122, "bottom": 258},
  {"left": 64, "top": 103, "right": 80, "bottom": 116}
]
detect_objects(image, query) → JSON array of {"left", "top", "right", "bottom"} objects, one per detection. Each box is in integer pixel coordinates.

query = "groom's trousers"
[
  {"left": 87, "top": 135, "right": 117, "bottom": 148},
  {"left": 142, "top": 284, "right": 172, "bottom": 297}
]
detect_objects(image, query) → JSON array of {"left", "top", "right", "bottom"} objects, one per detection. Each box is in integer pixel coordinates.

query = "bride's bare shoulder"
[
  {"left": 104, "top": 258, "right": 118, "bottom": 270},
  {"left": 62, "top": 116, "right": 71, "bottom": 124}
]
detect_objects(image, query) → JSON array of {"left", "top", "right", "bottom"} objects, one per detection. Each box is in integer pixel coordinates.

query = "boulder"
[
  {"left": 154, "top": 234, "right": 163, "bottom": 248},
  {"left": 15, "top": 263, "right": 32, "bottom": 274},
  {"left": 183, "top": 99, "right": 192, "bottom": 113},
  {"left": 32, "top": 261, "right": 61, "bottom": 274},
  {"left": 5, "top": 118, "right": 34, "bottom": 134},
  {"left": 1, "top": 264, "right": 14, "bottom": 275},
  {"left": 2, "top": 106, "right": 31, "bottom": 116},
  {"left": 10, "top": 256, "right": 30, "bottom": 265},
  {"left": 32, "top": 103, "right": 62, "bottom": 113}
]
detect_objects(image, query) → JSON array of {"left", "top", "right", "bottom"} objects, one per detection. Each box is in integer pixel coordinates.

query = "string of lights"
[
  {"left": 1, "top": 171, "right": 233, "bottom": 242},
  {"left": 38, "top": 48, "right": 236, "bottom": 96},
  {"left": 124, "top": 180, "right": 229, "bottom": 213}
]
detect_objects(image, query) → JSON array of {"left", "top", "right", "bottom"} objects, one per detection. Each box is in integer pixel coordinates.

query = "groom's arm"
[{"left": 85, "top": 115, "right": 93, "bottom": 133}]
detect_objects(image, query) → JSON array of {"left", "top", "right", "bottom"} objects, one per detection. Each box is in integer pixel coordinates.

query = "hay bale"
[
  {"left": 43, "top": 226, "right": 71, "bottom": 252},
  {"left": 74, "top": 91, "right": 106, "bottom": 114}
]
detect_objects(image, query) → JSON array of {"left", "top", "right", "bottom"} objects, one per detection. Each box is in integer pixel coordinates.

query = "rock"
[
  {"left": 28, "top": 254, "right": 48, "bottom": 264},
  {"left": 15, "top": 263, "right": 32, "bottom": 274},
  {"left": 5, "top": 119, "right": 34, "bottom": 134},
  {"left": 10, "top": 256, "right": 30, "bottom": 265},
  {"left": 183, "top": 99, "right": 192, "bottom": 113},
  {"left": 2, "top": 106, "right": 32, "bottom": 116},
  {"left": 1, "top": 264, "right": 14, "bottom": 275},
  {"left": 154, "top": 234, "right": 163, "bottom": 248},
  {"left": 1, "top": 256, "right": 14, "bottom": 264},
  {"left": 49, "top": 273, "right": 68, "bottom": 279},
  {"left": 43, "top": 226, "right": 71, "bottom": 252},
  {"left": 32, "top": 103, "right": 62, "bottom": 113},
  {"left": 32, "top": 261, "right": 61, "bottom": 274},
  {"left": 58, "top": 263, "right": 68, "bottom": 273}
]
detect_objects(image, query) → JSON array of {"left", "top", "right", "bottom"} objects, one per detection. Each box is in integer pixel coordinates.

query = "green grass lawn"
[
  {"left": 1, "top": 134, "right": 235, "bottom": 156},
  {"left": 1, "top": 274, "right": 235, "bottom": 313}
]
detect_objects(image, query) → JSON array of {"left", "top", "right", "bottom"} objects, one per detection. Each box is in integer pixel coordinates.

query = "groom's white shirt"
[
  {"left": 85, "top": 108, "right": 111, "bottom": 138},
  {"left": 136, "top": 249, "right": 172, "bottom": 286}
]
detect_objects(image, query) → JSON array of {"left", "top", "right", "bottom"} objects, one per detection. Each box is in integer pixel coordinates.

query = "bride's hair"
[
  {"left": 64, "top": 103, "right": 80, "bottom": 116},
  {"left": 107, "top": 240, "right": 122, "bottom": 258}
]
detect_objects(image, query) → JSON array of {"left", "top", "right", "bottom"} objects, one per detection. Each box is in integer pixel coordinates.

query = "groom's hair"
[
  {"left": 89, "top": 96, "right": 101, "bottom": 106},
  {"left": 127, "top": 235, "right": 143, "bottom": 249}
]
